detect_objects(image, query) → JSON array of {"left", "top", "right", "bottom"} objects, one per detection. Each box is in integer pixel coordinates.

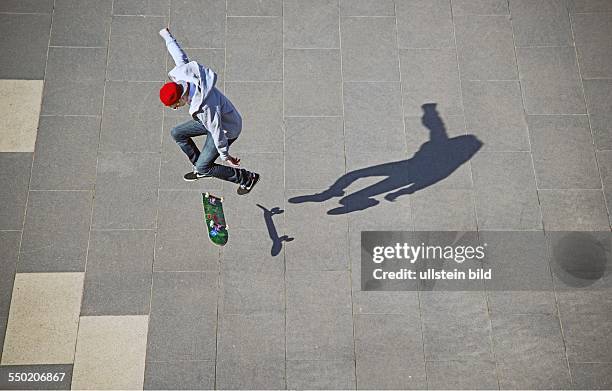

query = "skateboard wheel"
[
  {"left": 204, "top": 192, "right": 209, "bottom": 198},
  {"left": 220, "top": 197, "right": 224, "bottom": 202}
]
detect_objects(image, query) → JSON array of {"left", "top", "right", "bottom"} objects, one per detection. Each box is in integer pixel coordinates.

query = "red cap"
[{"left": 159, "top": 82, "right": 183, "bottom": 106}]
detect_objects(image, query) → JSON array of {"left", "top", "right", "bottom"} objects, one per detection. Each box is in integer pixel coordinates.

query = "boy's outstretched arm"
[{"left": 159, "top": 28, "right": 189, "bottom": 66}]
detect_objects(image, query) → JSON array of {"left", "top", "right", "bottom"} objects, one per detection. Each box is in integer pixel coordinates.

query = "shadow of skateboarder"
[{"left": 256, "top": 204, "right": 294, "bottom": 256}]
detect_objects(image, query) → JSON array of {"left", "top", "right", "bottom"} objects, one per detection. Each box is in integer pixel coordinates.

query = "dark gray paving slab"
[
  {"left": 462, "top": 80, "right": 529, "bottom": 151},
  {"left": 19, "top": 190, "right": 92, "bottom": 272},
  {"left": 0, "top": 14, "right": 51, "bottom": 79},
  {"left": 217, "top": 312, "right": 285, "bottom": 362},
  {"left": 92, "top": 152, "right": 159, "bottom": 229},
  {"left": 411, "top": 188, "right": 477, "bottom": 230},
  {"left": 420, "top": 292, "right": 493, "bottom": 361},
  {"left": 509, "top": 0, "right": 573, "bottom": 46},
  {"left": 81, "top": 230, "right": 154, "bottom": 315},
  {"left": 340, "top": 0, "right": 394, "bottom": 16},
  {"left": 0, "top": 231, "right": 19, "bottom": 318},
  {"left": 584, "top": 79, "right": 612, "bottom": 150},
  {"left": 0, "top": 153, "right": 32, "bottom": 230},
  {"left": 285, "top": 117, "right": 345, "bottom": 190},
  {"left": 572, "top": 12, "right": 612, "bottom": 79},
  {"left": 227, "top": 0, "right": 281, "bottom": 16},
  {"left": 284, "top": 0, "right": 339, "bottom": 48},
  {"left": 568, "top": 0, "right": 612, "bottom": 12},
  {"left": 108, "top": 16, "right": 167, "bottom": 81},
  {"left": 169, "top": 0, "right": 225, "bottom": 48},
  {"left": 455, "top": 15, "right": 518, "bottom": 80},
  {"left": 30, "top": 116, "right": 100, "bottom": 191},
  {"left": 400, "top": 49, "right": 463, "bottom": 117},
  {"left": 425, "top": 360, "right": 498, "bottom": 390},
  {"left": 224, "top": 82, "right": 283, "bottom": 154},
  {"left": 166, "top": 48, "right": 225, "bottom": 89},
  {"left": 570, "top": 362, "right": 612, "bottom": 390},
  {"left": 396, "top": 0, "right": 454, "bottom": 49},
  {"left": 471, "top": 152, "right": 542, "bottom": 229},
  {"left": 528, "top": 115, "right": 600, "bottom": 189},
  {"left": 219, "top": 264, "right": 284, "bottom": 314},
  {"left": 284, "top": 49, "right": 342, "bottom": 116},
  {"left": 146, "top": 271, "right": 218, "bottom": 361},
  {"left": 0, "top": 364, "right": 73, "bottom": 390},
  {"left": 114, "top": 0, "right": 169, "bottom": 16},
  {"left": 353, "top": 291, "right": 419, "bottom": 315},
  {"left": 144, "top": 360, "right": 214, "bottom": 390},
  {"left": 216, "top": 359, "right": 285, "bottom": 390},
  {"left": 341, "top": 17, "right": 399, "bottom": 81},
  {"left": 497, "top": 357, "right": 572, "bottom": 389},
  {"left": 42, "top": 47, "right": 107, "bottom": 115},
  {"left": 539, "top": 189, "right": 609, "bottom": 230},
  {"left": 50, "top": 0, "right": 112, "bottom": 47},
  {"left": 226, "top": 17, "right": 282, "bottom": 81},
  {"left": 100, "top": 82, "right": 163, "bottom": 153},
  {"left": 451, "top": 0, "right": 509, "bottom": 15},
  {"left": 561, "top": 313, "right": 612, "bottom": 362},
  {"left": 516, "top": 46, "right": 586, "bottom": 114},
  {"left": 287, "top": 360, "right": 356, "bottom": 389},
  {"left": 155, "top": 190, "right": 219, "bottom": 271},
  {"left": 0, "top": 0, "right": 53, "bottom": 13}
]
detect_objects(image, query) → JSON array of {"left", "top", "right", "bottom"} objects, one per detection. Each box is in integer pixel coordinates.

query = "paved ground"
[{"left": 1, "top": 0, "right": 612, "bottom": 389}]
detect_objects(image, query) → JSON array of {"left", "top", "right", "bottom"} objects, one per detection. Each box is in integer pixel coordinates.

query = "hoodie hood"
[{"left": 167, "top": 60, "right": 218, "bottom": 116}]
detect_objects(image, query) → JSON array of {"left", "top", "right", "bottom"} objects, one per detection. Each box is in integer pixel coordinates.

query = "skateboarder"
[{"left": 158, "top": 28, "right": 259, "bottom": 194}]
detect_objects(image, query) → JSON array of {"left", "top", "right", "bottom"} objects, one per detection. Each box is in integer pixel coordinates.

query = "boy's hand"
[{"left": 226, "top": 155, "right": 241, "bottom": 167}]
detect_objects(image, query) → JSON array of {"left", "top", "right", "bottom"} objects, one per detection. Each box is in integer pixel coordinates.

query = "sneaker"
[
  {"left": 237, "top": 172, "right": 260, "bottom": 195},
  {"left": 183, "top": 170, "right": 209, "bottom": 182}
]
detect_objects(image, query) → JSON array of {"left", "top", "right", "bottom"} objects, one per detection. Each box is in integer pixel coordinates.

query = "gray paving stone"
[
  {"left": 284, "top": 49, "right": 342, "bottom": 116},
  {"left": 471, "top": 152, "right": 542, "bottom": 229},
  {"left": 155, "top": 190, "right": 219, "bottom": 271},
  {"left": 411, "top": 188, "right": 477, "bottom": 230},
  {"left": 0, "top": 232, "right": 19, "bottom": 318},
  {"left": 0, "top": 316, "right": 6, "bottom": 360},
  {"left": 30, "top": 116, "right": 100, "bottom": 191},
  {"left": 81, "top": 230, "right": 154, "bottom": 315},
  {"left": 285, "top": 117, "right": 345, "bottom": 190},
  {"left": 0, "top": 14, "right": 51, "bottom": 79},
  {"left": 400, "top": 49, "right": 463, "bottom": 117},
  {"left": 425, "top": 360, "right": 498, "bottom": 390},
  {"left": 528, "top": 115, "right": 600, "bottom": 189},
  {"left": 572, "top": 13, "right": 612, "bottom": 78},
  {"left": 144, "top": 360, "right": 214, "bottom": 390},
  {"left": 340, "top": 0, "right": 395, "bottom": 16},
  {"left": 497, "top": 357, "right": 572, "bottom": 389},
  {"left": 455, "top": 15, "right": 518, "bottom": 80},
  {"left": 353, "top": 291, "right": 419, "bottom": 314},
  {"left": 597, "top": 150, "right": 612, "bottom": 225},
  {"left": 396, "top": 0, "right": 454, "bottom": 49},
  {"left": 219, "top": 265, "right": 284, "bottom": 314},
  {"left": 146, "top": 271, "right": 218, "bottom": 361},
  {"left": 570, "top": 362, "right": 612, "bottom": 390},
  {"left": 284, "top": 0, "right": 339, "bottom": 48},
  {"left": 420, "top": 292, "right": 493, "bottom": 361},
  {"left": 451, "top": 0, "right": 509, "bottom": 15},
  {"left": 42, "top": 47, "right": 107, "bottom": 115},
  {"left": 93, "top": 152, "right": 159, "bottom": 229},
  {"left": 509, "top": 0, "right": 572, "bottom": 46},
  {"left": 50, "top": 0, "right": 112, "bottom": 47},
  {"left": 345, "top": 186, "right": 412, "bottom": 232},
  {"left": 0, "top": 0, "right": 53, "bottom": 13},
  {"left": 539, "top": 189, "right": 609, "bottom": 230},
  {"left": 561, "top": 313, "right": 612, "bottom": 362},
  {"left": 167, "top": 48, "right": 225, "bottom": 89},
  {"left": 216, "top": 358, "right": 285, "bottom": 390},
  {"left": 516, "top": 46, "right": 586, "bottom": 114},
  {"left": 488, "top": 291, "right": 557, "bottom": 315},
  {"left": 224, "top": 82, "right": 282, "bottom": 154},
  {"left": 227, "top": 0, "right": 281, "bottom": 16},
  {"left": 584, "top": 79, "right": 612, "bottom": 150},
  {"left": 19, "top": 190, "right": 92, "bottom": 272},
  {"left": 218, "top": 312, "right": 285, "bottom": 362},
  {"left": 287, "top": 360, "right": 356, "bottom": 390},
  {"left": 0, "top": 364, "right": 73, "bottom": 390},
  {"left": 169, "top": 0, "right": 225, "bottom": 48},
  {"left": 568, "top": 0, "right": 612, "bottom": 12},
  {"left": 354, "top": 313, "right": 423, "bottom": 359},
  {"left": 286, "top": 270, "right": 352, "bottom": 313},
  {"left": 100, "top": 82, "right": 163, "bottom": 153},
  {"left": 0, "top": 153, "right": 32, "bottom": 230},
  {"left": 226, "top": 17, "right": 282, "bottom": 81},
  {"left": 462, "top": 80, "right": 529, "bottom": 151},
  {"left": 108, "top": 16, "right": 167, "bottom": 81},
  {"left": 114, "top": 0, "right": 170, "bottom": 16},
  {"left": 341, "top": 17, "right": 399, "bottom": 81},
  {"left": 222, "top": 228, "right": 286, "bottom": 264}
]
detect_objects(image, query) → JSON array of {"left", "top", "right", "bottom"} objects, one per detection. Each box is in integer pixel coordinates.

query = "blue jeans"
[{"left": 171, "top": 119, "right": 251, "bottom": 185}]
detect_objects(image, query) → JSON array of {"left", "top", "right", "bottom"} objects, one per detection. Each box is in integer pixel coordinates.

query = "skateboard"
[{"left": 202, "top": 193, "right": 228, "bottom": 246}]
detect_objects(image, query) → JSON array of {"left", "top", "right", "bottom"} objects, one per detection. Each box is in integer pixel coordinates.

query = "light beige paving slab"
[
  {"left": 1, "top": 272, "right": 83, "bottom": 365},
  {"left": 71, "top": 315, "right": 148, "bottom": 390},
  {"left": 0, "top": 80, "right": 43, "bottom": 152}
]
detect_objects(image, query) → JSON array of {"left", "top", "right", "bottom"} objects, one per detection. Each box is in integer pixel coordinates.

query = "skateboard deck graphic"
[{"left": 202, "top": 193, "right": 228, "bottom": 246}]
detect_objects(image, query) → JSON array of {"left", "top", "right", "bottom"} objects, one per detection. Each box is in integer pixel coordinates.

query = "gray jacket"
[{"left": 160, "top": 29, "right": 241, "bottom": 160}]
